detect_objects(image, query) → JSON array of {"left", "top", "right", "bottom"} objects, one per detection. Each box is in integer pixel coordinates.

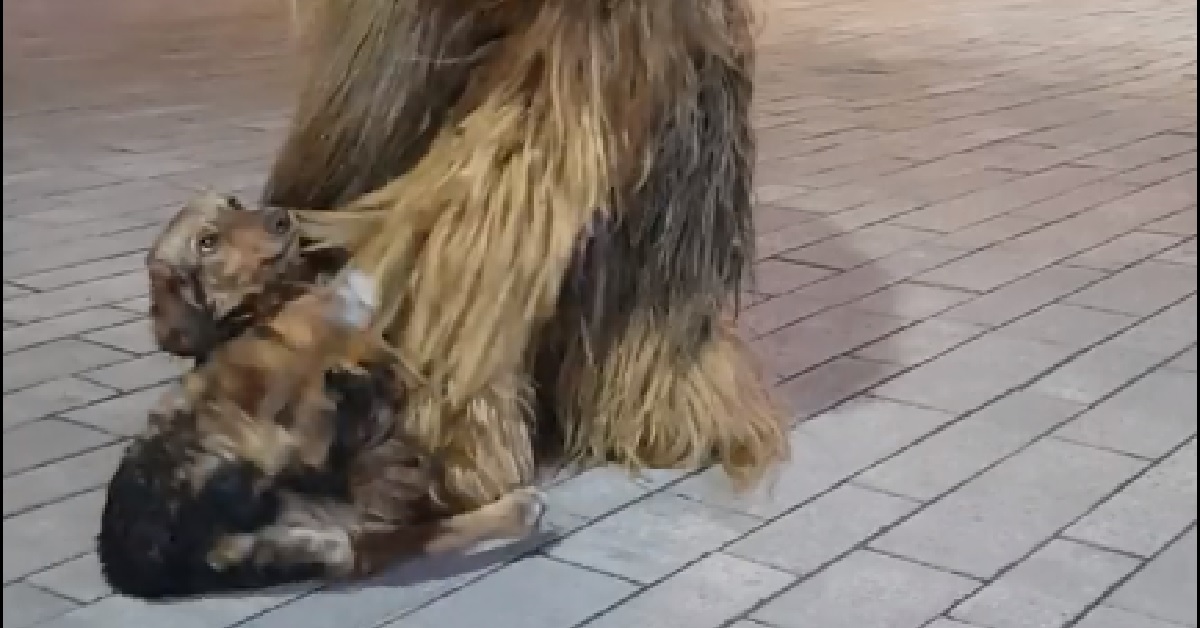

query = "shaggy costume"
[{"left": 265, "top": 0, "right": 790, "bottom": 512}]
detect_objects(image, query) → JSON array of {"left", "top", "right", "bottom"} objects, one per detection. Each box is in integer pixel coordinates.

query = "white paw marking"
[
  {"left": 515, "top": 487, "right": 549, "bottom": 529},
  {"left": 329, "top": 269, "right": 376, "bottom": 330}
]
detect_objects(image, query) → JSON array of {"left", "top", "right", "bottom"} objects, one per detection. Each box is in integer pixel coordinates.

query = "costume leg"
[
  {"left": 553, "top": 310, "right": 788, "bottom": 489},
  {"left": 277, "top": 2, "right": 776, "bottom": 497},
  {"left": 292, "top": 6, "right": 666, "bottom": 509}
]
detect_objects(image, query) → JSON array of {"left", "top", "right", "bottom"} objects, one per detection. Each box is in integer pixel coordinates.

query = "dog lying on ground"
[{"left": 98, "top": 194, "right": 543, "bottom": 598}]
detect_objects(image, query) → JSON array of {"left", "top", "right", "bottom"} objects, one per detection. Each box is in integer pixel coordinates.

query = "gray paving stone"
[
  {"left": 2, "top": 225, "right": 157, "bottom": 281},
  {"left": 111, "top": 296, "right": 151, "bottom": 314},
  {"left": 4, "top": 284, "right": 32, "bottom": 300},
  {"left": 1156, "top": 238, "right": 1197, "bottom": 267},
  {"left": 927, "top": 621, "right": 980, "bottom": 628},
  {"left": 944, "top": 265, "right": 1106, "bottom": 328},
  {"left": 1141, "top": 209, "right": 1197, "bottom": 237},
  {"left": 12, "top": 252, "right": 145, "bottom": 291},
  {"left": 2, "top": 307, "right": 137, "bottom": 354},
  {"left": 1000, "top": 304, "right": 1135, "bottom": 350},
  {"left": 783, "top": 223, "right": 931, "bottom": 269},
  {"left": 871, "top": 438, "right": 1145, "bottom": 578},
  {"left": 8, "top": 249, "right": 145, "bottom": 291},
  {"left": 855, "top": 317, "right": 987, "bottom": 366},
  {"left": 2, "top": 339, "right": 129, "bottom": 393},
  {"left": 753, "top": 305, "right": 911, "bottom": 378},
  {"left": 951, "top": 539, "right": 1140, "bottom": 628},
  {"left": 545, "top": 467, "right": 678, "bottom": 520},
  {"left": 3, "top": 179, "right": 182, "bottom": 226},
  {"left": 1055, "top": 369, "right": 1197, "bottom": 458},
  {"left": 238, "top": 539, "right": 554, "bottom": 628},
  {"left": 752, "top": 259, "right": 835, "bottom": 294},
  {"left": 79, "top": 352, "right": 182, "bottom": 392},
  {"left": 857, "top": 390, "right": 1084, "bottom": 501},
  {"left": 673, "top": 397, "right": 953, "bottom": 518},
  {"left": 82, "top": 319, "right": 158, "bottom": 354},
  {"left": 24, "top": 553, "right": 111, "bottom": 604},
  {"left": 3, "top": 490, "right": 104, "bottom": 582},
  {"left": 1065, "top": 261, "right": 1197, "bottom": 317},
  {"left": 1069, "top": 232, "right": 1187, "bottom": 271},
  {"left": 546, "top": 493, "right": 758, "bottom": 584},
  {"left": 1, "top": 376, "right": 115, "bottom": 430},
  {"left": 1110, "top": 296, "right": 1198, "bottom": 358},
  {"left": 774, "top": 356, "right": 905, "bottom": 420},
  {"left": 1107, "top": 529, "right": 1198, "bottom": 627},
  {"left": 2, "top": 419, "right": 115, "bottom": 476},
  {"left": 3, "top": 215, "right": 156, "bottom": 259},
  {"left": 2, "top": 168, "right": 126, "bottom": 208},
  {"left": 1, "top": 272, "right": 148, "bottom": 324},
  {"left": 753, "top": 550, "right": 978, "bottom": 628},
  {"left": 60, "top": 383, "right": 170, "bottom": 436},
  {"left": 1075, "top": 606, "right": 1190, "bottom": 628},
  {"left": 730, "top": 484, "right": 916, "bottom": 575},
  {"left": 852, "top": 282, "right": 976, "bottom": 320},
  {"left": 2, "top": 583, "right": 78, "bottom": 628},
  {"left": 379, "top": 557, "right": 635, "bottom": 628},
  {"left": 236, "top": 535, "right": 564, "bottom": 628},
  {"left": 37, "top": 586, "right": 304, "bottom": 628},
  {"left": 1167, "top": 346, "right": 1197, "bottom": 372},
  {"left": 579, "top": 553, "right": 794, "bottom": 628},
  {"left": 917, "top": 243, "right": 1058, "bottom": 293},
  {"left": 873, "top": 332, "right": 1073, "bottom": 413},
  {"left": 1066, "top": 440, "right": 1198, "bottom": 557},
  {"left": 1031, "top": 341, "right": 1170, "bottom": 405},
  {"left": 3, "top": 443, "right": 124, "bottom": 516},
  {"left": 743, "top": 244, "right": 960, "bottom": 337}
]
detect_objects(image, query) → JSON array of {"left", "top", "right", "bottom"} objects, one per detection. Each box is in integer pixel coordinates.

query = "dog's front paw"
[{"left": 493, "top": 486, "right": 548, "bottom": 538}]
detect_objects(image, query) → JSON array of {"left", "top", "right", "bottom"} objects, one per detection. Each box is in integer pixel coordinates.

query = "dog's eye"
[
  {"left": 267, "top": 212, "right": 291, "bottom": 236},
  {"left": 196, "top": 233, "right": 219, "bottom": 255}
]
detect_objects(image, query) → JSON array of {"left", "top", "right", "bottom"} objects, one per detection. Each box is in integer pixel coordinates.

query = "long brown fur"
[{"left": 264, "top": 0, "right": 789, "bottom": 506}]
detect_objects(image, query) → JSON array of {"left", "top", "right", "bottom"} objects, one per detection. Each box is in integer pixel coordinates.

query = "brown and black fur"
[
  {"left": 100, "top": 199, "right": 542, "bottom": 599},
  {"left": 264, "top": 0, "right": 789, "bottom": 514}
]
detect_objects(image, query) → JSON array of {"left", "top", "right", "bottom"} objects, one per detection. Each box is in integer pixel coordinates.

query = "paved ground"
[{"left": 3, "top": 0, "right": 1196, "bottom": 626}]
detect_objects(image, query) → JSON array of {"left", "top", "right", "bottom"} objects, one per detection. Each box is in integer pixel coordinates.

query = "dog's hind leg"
[
  {"left": 208, "top": 487, "right": 545, "bottom": 580},
  {"left": 349, "top": 486, "right": 545, "bottom": 577}
]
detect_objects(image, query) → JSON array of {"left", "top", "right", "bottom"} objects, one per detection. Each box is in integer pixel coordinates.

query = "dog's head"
[{"left": 146, "top": 192, "right": 306, "bottom": 360}]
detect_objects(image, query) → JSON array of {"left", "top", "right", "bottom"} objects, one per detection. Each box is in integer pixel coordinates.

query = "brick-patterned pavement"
[{"left": 3, "top": 0, "right": 1196, "bottom": 626}]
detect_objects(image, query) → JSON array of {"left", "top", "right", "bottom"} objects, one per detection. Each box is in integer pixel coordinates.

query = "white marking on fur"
[{"left": 329, "top": 269, "right": 376, "bottom": 329}]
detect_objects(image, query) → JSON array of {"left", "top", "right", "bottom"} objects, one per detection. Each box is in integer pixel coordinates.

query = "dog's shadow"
[
  {"left": 335, "top": 527, "right": 560, "bottom": 593},
  {"left": 167, "top": 526, "right": 561, "bottom": 619}
]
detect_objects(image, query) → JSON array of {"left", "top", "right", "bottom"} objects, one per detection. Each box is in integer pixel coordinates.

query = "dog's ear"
[{"left": 148, "top": 260, "right": 210, "bottom": 359}]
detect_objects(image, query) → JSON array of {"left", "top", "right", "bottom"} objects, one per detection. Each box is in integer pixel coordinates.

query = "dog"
[{"left": 99, "top": 196, "right": 542, "bottom": 598}]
